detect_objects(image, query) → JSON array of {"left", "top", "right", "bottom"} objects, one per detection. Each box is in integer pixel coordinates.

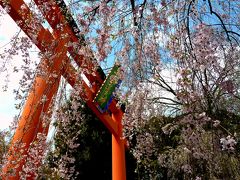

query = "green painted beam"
[{"left": 93, "top": 64, "right": 121, "bottom": 112}]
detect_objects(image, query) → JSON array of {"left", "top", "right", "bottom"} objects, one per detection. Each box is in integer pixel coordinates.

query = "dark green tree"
[{"left": 41, "top": 96, "right": 137, "bottom": 179}]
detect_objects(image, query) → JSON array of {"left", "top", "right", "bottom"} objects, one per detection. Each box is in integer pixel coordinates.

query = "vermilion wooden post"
[
  {"left": 112, "top": 110, "right": 126, "bottom": 180},
  {"left": 2, "top": 60, "right": 61, "bottom": 179}
]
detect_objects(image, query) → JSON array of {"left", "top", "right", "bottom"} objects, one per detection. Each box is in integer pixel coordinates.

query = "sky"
[
  {"left": 0, "top": 1, "right": 163, "bottom": 130},
  {"left": 0, "top": 12, "right": 24, "bottom": 130},
  {"left": 0, "top": 4, "right": 40, "bottom": 130},
  {"left": 0, "top": 0, "right": 84, "bottom": 132},
  {"left": 0, "top": 0, "right": 86, "bottom": 131},
  {"left": 0, "top": 0, "right": 174, "bottom": 131}
]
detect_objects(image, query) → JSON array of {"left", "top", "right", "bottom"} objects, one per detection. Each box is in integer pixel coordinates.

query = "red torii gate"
[{"left": 0, "top": 0, "right": 126, "bottom": 179}]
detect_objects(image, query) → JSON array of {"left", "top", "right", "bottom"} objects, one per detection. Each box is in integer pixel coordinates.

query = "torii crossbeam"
[{"left": 0, "top": 1, "right": 126, "bottom": 179}]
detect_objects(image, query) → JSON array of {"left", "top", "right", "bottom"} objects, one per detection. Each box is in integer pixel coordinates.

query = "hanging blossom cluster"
[
  {"left": 1, "top": 107, "right": 53, "bottom": 179},
  {"left": 162, "top": 20, "right": 240, "bottom": 178},
  {"left": 50, "top": 90, "right": 85, "bottom": 179},
  {"left": 133, "top": 132, "right": 155, "bottom": 164},
  {"left": 123, "top": 81, "right": 165, "bottom": 141},
  {"left": 120, "top": 1, "right": 239, "bottom": 177},
  {"left": 220, "top": 136, "right": 237, "bottom": 151},
  {"left": 19, "top": 133, "right": 48, "bottom": 179}
]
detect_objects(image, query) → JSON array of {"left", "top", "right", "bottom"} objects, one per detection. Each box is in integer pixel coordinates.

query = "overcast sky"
[
  {"left": 0, "top": 8, "right": 40, "bottom": 130},
  {"left": 0, "top": 0, "right": 79, "bottom": 131},
  {"left": 0, "top": 12, "right": 21, "bottom": 130}
]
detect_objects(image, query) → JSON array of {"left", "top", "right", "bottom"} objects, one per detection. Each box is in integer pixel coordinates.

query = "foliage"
[
  {"left": 37, "top": 94, "right": 137, "bottom": 179},
  {"left": 0, "top": 130, "right": 10, "bottom": 172},
  {"left": 128, "top": 113, "right": 240, "bottom": 179}
]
